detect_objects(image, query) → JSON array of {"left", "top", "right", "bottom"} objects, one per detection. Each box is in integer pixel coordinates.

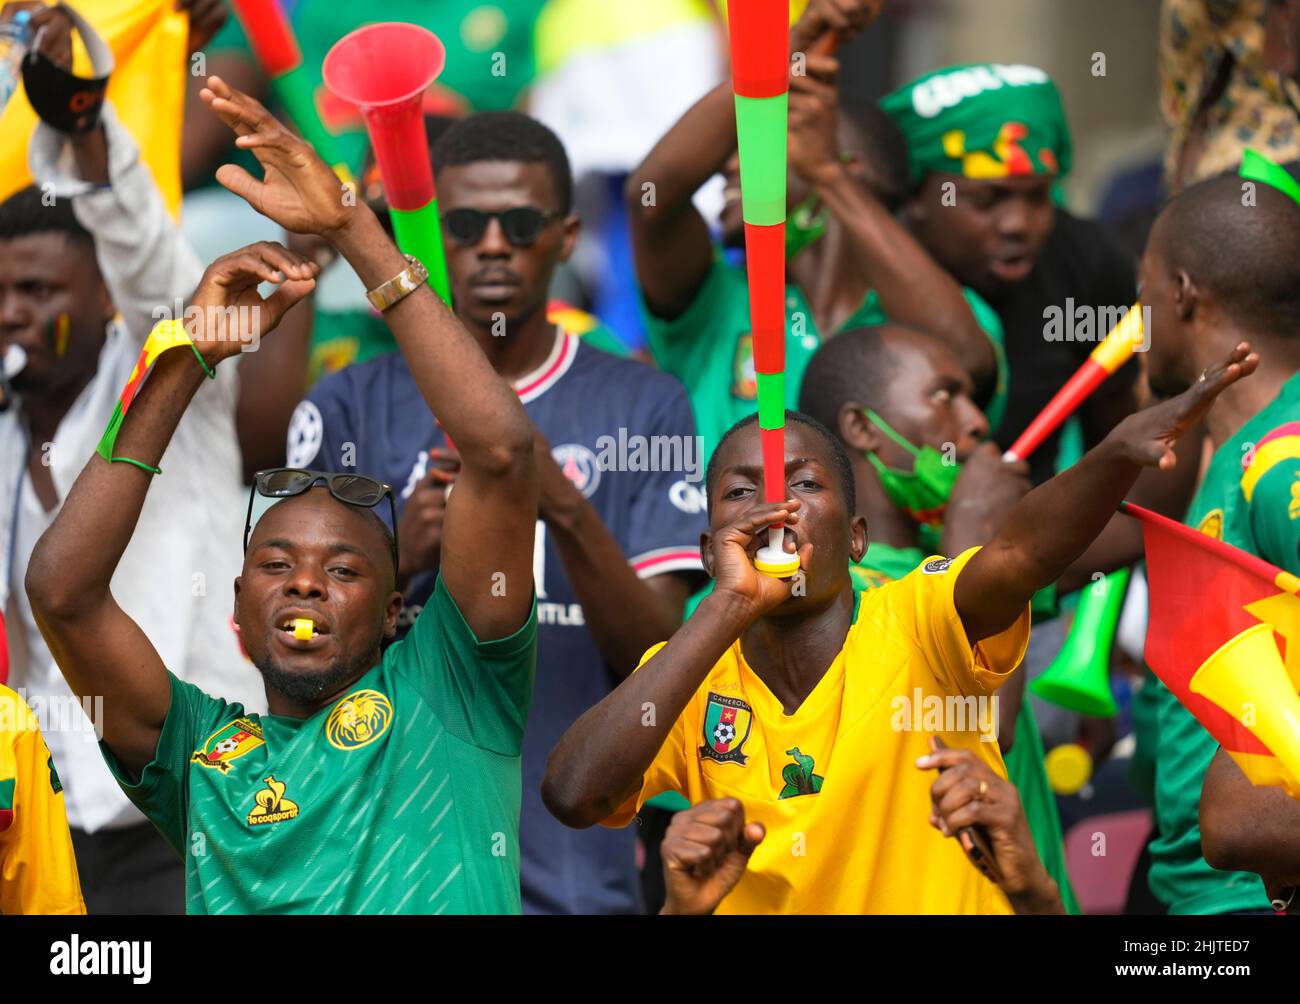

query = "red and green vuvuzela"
[
  {"left": 227, "top": 0, "right": 354, "bottom": 185},
  {"left": 322, "top": 23, "right": 452, "bottom": 306},
  {"left": 729, "top": 0, "right": 798, "bottom": 576}
]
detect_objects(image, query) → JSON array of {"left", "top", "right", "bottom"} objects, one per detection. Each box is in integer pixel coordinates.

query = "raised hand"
[
  {"left": 787, "top": 53, "right": 841, "bottom": 186},
  {"left": 705, "top": 499, "right": 813, "bottom": 619},
  {"left": 942, "top": 443, "right": 1032, "bottom": 554},
  {"left": 1108, "top": 343, "right": 1258, "bottom": 471},
  {"left": 790, "top": 0, "right": 884, "bottom": 53},
  {"left": 187, "top": 242, "right": 319, "bottom": 363},
  {"left": 2, "top": 2, "right": 73, "bottom": 69},
  {"left": 199, "top": 76, "right": 355, "bottom": 237},
  {"left": 660, "top": 798, "right": 766, "bottom": 915},
  {"left": 396, "top": 448, "right": 460, "bottom": 589}
]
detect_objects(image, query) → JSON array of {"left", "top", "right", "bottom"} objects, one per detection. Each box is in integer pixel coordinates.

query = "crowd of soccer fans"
[{"left": 3, "top": 0, "right": 1300, "bottom": 917}]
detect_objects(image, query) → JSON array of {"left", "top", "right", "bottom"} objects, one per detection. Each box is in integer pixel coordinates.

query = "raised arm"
[
  {"left": 624, "top": 81, "right": 732, "bottom": 319},
  {"left": 25, "top": 24, "right": 307, "bottom": 484},
  {"left": 543, "top": 500, "right": 810, "bottom": 827},
  {"left": 626, "top": 0, "right": 878, "bottom": 321},
  {"left": 24, "top": 245, "right": 318, "bottom": 775},
  {"left": 200, "top": 77, "right": 537, "bottom": 640},
  {"left": 786, "top": 52, "right": 996, "bottom": 389},
  {"left": 954, "top": 344, "right": 1258, "bottom": 642},
  {"left": 27, "top": 102, "right": 205, "bottom": 353}
]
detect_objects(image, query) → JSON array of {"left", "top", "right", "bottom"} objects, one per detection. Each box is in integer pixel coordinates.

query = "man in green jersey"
[
  {"left": 626, "top": 0, "right": 1006, "bottom": 460},
  {"left": 23, "top": 79, "right": 540, "bottom": 915},
  {"left": 1138, "top": 173, "right": 1300, "bottom": 914},
  {"left": 798, "top": 323, "right": 1081, "bottom": 913}
]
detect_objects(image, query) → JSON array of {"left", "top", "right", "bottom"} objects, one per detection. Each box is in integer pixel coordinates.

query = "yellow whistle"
[{"left": 292, "top": 618, "right": 314, "bottom": 641}]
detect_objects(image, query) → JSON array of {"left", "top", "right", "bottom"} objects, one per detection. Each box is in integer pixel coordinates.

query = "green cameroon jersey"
[
  {"left": 1147, "top": 372, "right": 1300, "bottom": 914},
  {"left": 100, "top": 577, "right": 538, "bottom": 915},
  {"left": 850, "top": 542, "right": 1080, "bottom": 914},
  {"left": 641, "top": 253, "right": 1009, "bottom": 461}
]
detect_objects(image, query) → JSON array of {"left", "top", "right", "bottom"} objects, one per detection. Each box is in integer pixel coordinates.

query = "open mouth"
[
  {"left": 274, "top": 611, "right": 331, "bottom": 649},
  {"left": 989, "top": 254, "right": 1033, "bottom": 282}
]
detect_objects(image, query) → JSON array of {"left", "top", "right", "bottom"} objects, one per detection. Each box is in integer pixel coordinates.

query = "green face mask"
[
  {"left": 863, "top": 409, "right": 961, "bottom": 526},
  {"left": 785, "top": 191, "right": 827, "bottom": 257}
]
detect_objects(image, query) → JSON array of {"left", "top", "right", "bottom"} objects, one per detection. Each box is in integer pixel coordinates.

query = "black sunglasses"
[
  {"left": 244, "top": 468, "right": 399, "bottom": 572},
  {"left": 442, "top": 206, "right": 561, "bottom": 247}
]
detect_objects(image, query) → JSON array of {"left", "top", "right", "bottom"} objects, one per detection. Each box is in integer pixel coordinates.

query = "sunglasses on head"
[
  {"left": 244, "top": 468, "right": 399, "bottom": 572},
  {"left": 441, "top": 206, "right": 561, "bottom": 247}
]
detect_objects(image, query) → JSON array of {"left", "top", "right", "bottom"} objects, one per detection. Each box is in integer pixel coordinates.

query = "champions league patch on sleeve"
[
  {"left": 286, "top": 400, "right": 324, "bottom": 468},
  {"left": 922, "top": 557, "right": 954, "bottom": 574}
]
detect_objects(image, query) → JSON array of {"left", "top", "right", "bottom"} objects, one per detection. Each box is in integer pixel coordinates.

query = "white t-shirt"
[{"left": 0, "top": 106, "right": 267, "bottom": 832}]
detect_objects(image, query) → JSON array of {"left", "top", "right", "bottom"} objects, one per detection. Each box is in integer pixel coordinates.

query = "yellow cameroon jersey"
[
  {"left": 606, "top": 547, "right": 1030, "bottom": 914},
  {"left": 0, "top": 686, "right": 85, "bottom": 915}
]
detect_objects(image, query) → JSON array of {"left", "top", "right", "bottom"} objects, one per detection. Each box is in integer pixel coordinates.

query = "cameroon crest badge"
[
  {"left": 700, "top": 693, "right": 753, "bottom": 765},
  {"left": 192, "top": 717, "right": 264, "bottom": 773}
]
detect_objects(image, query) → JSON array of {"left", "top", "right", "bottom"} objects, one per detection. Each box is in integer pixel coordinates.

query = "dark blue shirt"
[{"left": 285, "top": 330, "right": 707, "bottom": 914}]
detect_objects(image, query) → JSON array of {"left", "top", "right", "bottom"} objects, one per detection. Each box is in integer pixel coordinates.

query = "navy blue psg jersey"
[{"left": 285, "top": 327, "right": 707, "bottom": 915}]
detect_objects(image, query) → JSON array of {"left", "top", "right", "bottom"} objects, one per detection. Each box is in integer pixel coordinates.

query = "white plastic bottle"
[{"left": 0, "top": 10, "right": 33, "bottom": 117}]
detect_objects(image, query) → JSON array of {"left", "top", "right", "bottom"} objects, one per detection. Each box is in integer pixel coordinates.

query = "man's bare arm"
[
  {"left": 787, "top": 57, "right": 995, "bottom": 390},
  {"left": 624, "top": 82, "right": 731, "bottom": 320},
  {"left": 1201, "top": 746, "right": 1300, "bottom": 887},
  {"left": 201, "top": 77, "right": 537, "bottom": 639},
  {"left": 543, "top": 501, "right": 809, "bottom": 827},
  {"left": 25, "top": 245, "right": 317, "bottom": 774},
  {"left": 955, "top": 345, "right": 1258, "bottom": 642}
]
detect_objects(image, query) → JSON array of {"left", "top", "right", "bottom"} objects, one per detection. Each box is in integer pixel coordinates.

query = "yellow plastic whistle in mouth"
[{"left": 292, "top": 618, "right": 315, "bottom": 641}]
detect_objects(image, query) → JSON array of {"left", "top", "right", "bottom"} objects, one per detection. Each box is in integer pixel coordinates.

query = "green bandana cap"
[{"left": 880, "top": 63, "right": 1073, "bottom": 188}]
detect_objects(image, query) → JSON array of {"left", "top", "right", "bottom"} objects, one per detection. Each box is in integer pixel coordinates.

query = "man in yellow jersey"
[
  {"left": 653, "top": 742, "right": 1067, "bottom": 917},
  {"left": 0, "top": 679, "right": 85, "bottom": 914},
  {"left": 544, "top": 344, "right": 1257, "bottom": 913}
]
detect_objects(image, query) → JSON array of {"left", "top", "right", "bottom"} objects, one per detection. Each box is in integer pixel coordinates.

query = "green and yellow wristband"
[{"left": 96, "top": 319, "right": 216, "bottom": 475}]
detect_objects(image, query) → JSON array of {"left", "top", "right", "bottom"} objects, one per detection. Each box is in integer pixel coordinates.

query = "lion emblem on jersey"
[{"left": 325, "top": 689, "right": 394, "bottom": 750}]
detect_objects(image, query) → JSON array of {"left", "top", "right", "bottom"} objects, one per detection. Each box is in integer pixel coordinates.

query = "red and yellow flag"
[{"left": 1123, "top": 502, "right": 1300, "bottom": 798}]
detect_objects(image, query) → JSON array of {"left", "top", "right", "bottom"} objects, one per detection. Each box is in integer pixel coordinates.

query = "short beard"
[{"left": 253, "top": 649, "right": 377, "bottom": 706}]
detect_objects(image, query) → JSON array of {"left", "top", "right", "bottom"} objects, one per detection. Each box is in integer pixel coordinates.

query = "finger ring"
[{"left": 977, "top": 780, "right": 988, "bottom": 799}]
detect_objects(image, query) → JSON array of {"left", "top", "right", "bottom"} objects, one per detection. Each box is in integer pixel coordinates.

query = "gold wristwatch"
[{"left": 366, "top": 253, "right": 429, "bottom": 312}]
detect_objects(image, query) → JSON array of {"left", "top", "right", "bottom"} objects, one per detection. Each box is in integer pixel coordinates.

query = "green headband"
[{"left": 880, "top": 63, "right": 1073, "bottom": 188}]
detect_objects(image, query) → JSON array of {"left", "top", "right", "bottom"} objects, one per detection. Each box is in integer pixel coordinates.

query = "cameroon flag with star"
[{"left": 1124, "top": 502, "right": 1300, "bottom": 797}]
